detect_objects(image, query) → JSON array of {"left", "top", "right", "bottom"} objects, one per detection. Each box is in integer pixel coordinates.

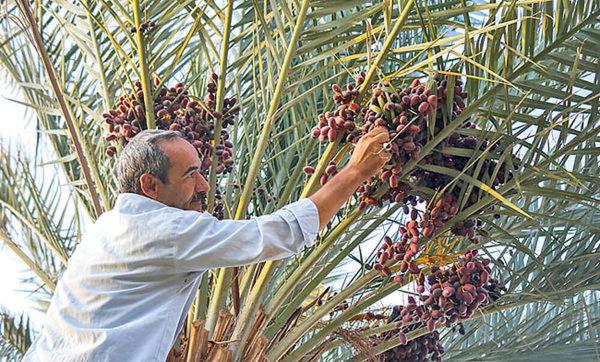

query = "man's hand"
[
  {"left": 346, "top": 126, "right": 392, "bottom": 179},
  {"left": 308, "top": 127, "right": 393, "bottom": 230}
]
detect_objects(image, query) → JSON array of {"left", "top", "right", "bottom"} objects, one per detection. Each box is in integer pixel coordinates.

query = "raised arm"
[
  {"left": 171, "top": 127, "right": 391, "bottom": 272},
  {"left": 171, "top": 198, "right": 319, "bottom": 272},
  {"left": 309, "top": 126, "right": 391, "bottom": 229}
]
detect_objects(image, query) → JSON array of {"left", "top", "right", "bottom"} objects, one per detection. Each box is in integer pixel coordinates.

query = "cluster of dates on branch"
[
  {"left": 372, "top": 190, "right": 479, "bottom": 282},
  {"left": 378, "top": 251, "right": 506, "bottom": 361},
  {"left": 399, "top": 250, "right": 493, "bottom": 334},
  {"left": 102, "top": 74, "right": 238, "bottom": 219},
  {"left": 309, "top": 71, "right": 365, "bottom": 144},
  {"left": 102, "top": 74, "right": 237, "bottom": 175},
  {"left": 306, "top": 72, "right": 521, "bottom": 281},
  {"left": 381, "top": 315, "right": 444, "bottom": 362}
]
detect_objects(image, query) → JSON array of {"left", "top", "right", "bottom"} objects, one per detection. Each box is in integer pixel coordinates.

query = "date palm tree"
[{"left": 1, "top": 0, "right": 599, "bottom": 360}]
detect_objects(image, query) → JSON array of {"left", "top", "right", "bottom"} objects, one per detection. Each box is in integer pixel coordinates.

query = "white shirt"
[{"left": 23, "top": 193, "right": 319, "bottom": 362}]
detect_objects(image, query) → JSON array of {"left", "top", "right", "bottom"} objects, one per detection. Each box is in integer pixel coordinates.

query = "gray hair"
[{"left": 116, "top": 129, "right": 183, "bottom": 194}]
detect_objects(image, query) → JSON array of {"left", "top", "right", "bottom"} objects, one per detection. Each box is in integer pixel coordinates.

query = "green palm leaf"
[{"left": 0, "top": 310, "right": 33, "bottom": 361}]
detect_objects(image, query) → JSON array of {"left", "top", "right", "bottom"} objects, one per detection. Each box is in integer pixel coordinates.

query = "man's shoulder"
[{"left": 114, "top": 193, "right": 168, "bottom": 212}]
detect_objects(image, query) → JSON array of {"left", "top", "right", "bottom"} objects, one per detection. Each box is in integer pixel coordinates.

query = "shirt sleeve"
[{"left": 171, "top": 198, "right": 320, "bottom": 272}]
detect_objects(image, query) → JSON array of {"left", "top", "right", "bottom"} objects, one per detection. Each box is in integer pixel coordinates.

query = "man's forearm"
[{"left": 308, "top": 167, "right": 365, "bottom": 230}]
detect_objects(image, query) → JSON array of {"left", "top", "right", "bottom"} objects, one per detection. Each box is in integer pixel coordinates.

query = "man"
[{"left": 23, "top": 126, "right": 391, "bottom": 361}]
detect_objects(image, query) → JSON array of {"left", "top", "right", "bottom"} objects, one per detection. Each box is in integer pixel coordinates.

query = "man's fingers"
[
  {"left": 373, "top": 126, "right": 388, "bottom": 134},
  {"left": 367, "top": 126, "right": 387, "bottom": 137},
  {"left": 372, "top": 132, "right": 390, "bottom": 143}
]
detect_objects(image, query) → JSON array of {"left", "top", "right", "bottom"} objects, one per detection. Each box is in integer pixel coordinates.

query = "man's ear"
[{"left": 140, "top": 173, "right": 160, "bottom": 199}]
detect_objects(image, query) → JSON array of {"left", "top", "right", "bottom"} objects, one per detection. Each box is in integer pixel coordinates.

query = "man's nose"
[{"left": 196, "top": 173, "right": 210, "bottom": 193}]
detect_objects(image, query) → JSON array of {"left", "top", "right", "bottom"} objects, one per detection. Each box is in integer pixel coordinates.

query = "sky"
[{"left": 0, "top": 78, "right": 46, "bottom": 329}]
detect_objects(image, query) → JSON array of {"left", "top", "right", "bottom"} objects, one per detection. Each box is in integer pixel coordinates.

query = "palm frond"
[
  {"left": 0, "top": 309, "right": 34, "bottom": 361},
  {"left": 0, "top": 146, "right": 82, "bottom": 304}
]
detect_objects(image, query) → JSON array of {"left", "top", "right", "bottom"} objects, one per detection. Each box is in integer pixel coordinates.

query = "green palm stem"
[
  {"left": 230, "top": 267, "right": 241, "bottom": 316},
  {"left": 85, "top": 6, "right": 117, "bottom": 211},
  {"left": 264, "top": 182, "right": 390, "bottom": 323},
  {"left": 357, "top": 0, "right": 416, "bottom": 97},
  {"left": 85, "top": 1, "right": 111, "bottom": 111},
  {"left": 232, "top": 0, "right": 310, "bottom": 220},
  {"left": 85, "top": 1, "right": 118, "bottom": 209},
  {"left": 264, "top": 204, "right": 401, "bottom": 339},
  {"left": 207, "top": 0, "right": 234, "bottom": 212},
  {"left": 237, "top": 263, "right": 257, "bottom": 306},
  {"left": 231, "top": 74, "right": 352, "bottom": 302},
  {"left": 281, "top": 278, "right": 402, "bottom": 362},
  {"left": 278, "top": 139, "right": 317, "bottom": 205},
  {"left": 267, "top": 269, "right": 380, "bottom": 360},
  {"left": 229, "top": 262, "right": 272, "bottom": 358},
  {"left": 228, "top": 99, "right": 351, "bottom": 359},
  {"left": 0, "top": 230, "right": 56, "bottom": 291},
  {"left": 187, "top": 272, "right": 210, "bottom": 335},
  {"left": 264, "top": 209, "right": 362, "bottom": 317},
  {"left": 132, "top": 0, "right": 155, "bottom": 129},
  {"left": 197, "top": 272, "right": 211, "bottom": 320},
  {"left": 208, "top": 0, "right": 311, "bottom": 341},
  {"left": 227, "top": 142, "right": 322, "bottom": 352},
  {"left": 16, "top": 0, "right": 103, "bottom": 218},
  {"left": 231, "top": 38, "right": 367, "bottom": 336},
  {"left": 68, "top": 109, "right": 110, "bottom": 219},
  {"left": 197, "top": 0, "right": 235, "bottom": 333},
  {"left": 227, "top": 141, "right": 318, "bottom": 356},
  {"left": 205, "top": 268, "right": 230, "bottom": 336},
  {"left": 186, "top": 288, "right": 199, "bottom": 337},
  {"left": 301, "top": 141, "right": 341, "bottom": 199}
]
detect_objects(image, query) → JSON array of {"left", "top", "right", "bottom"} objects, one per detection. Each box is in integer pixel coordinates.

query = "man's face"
[{"left": 148, "top": 138, "right": 210, "bottom": 211}]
